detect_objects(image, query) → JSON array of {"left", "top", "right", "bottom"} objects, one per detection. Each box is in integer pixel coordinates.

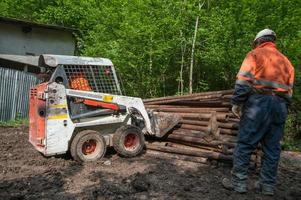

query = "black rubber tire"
[
  {"left": 113, "top": 125, "right": 145, "bottom": 157},
  {"left": 70, "top": 130, "right": 106, "bottom": 162}
]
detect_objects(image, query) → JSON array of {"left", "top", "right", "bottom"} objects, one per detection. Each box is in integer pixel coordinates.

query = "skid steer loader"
[{"left": 29, "top": 55, "right": 180, "bottom": 162}]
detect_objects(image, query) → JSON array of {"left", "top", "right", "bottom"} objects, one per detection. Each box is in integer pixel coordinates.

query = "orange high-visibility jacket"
[{"left": 236, "top": 42, "right": 294, "bottom": 97}]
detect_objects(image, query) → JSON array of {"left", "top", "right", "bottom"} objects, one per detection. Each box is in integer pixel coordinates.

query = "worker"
[{"left": 222, "top": 29, "right": 294, "bottom": 195}]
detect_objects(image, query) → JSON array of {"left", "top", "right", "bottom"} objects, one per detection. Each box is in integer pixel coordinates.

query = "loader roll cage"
[
  {"left": 39, "top": 54, "right": 122, "bottom": 95},
  {"left": 38, "top": 54, "right": 124, "bottom": 119}
]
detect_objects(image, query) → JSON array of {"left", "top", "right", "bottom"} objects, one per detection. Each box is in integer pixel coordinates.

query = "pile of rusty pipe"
[
  {"left": 171, "top": 128, "right": 203, "bottom": 135},
  {"left": 228, "top": 118, "right": 240, "bottom": 122},
  {"left": 218, "top": 122, "right": 238, "bottom": 129},
  {"left": 165, "top": 141, "right": 234, "bottom": 155},
  {"left": 176, "top": 125, "right": 238, "bottom": 136},
  {"left": 176, "top": 124, "right": 209, "bottom": 132},
  {"left": 222, "top": 94, "right": 233, "bottom": 99},
  {"left": 180, "top": 120, "right": 238, "bottom": 129},
  {"left": 145, "top": 105, "right": 191, "bottom": 108},
  {"left": 146, "top": 98, "right": 230, "bottom": 105},
  {"left": 146, "top": 107, "right": 229, "bottom": 113},
  {"left": 220, "top": 128, "right": 238, "bottom": 136},
  {"left": 180, "top": 120, "right": 209, "bottom": 126},
  {"left": 143, "top": 89, "right": 261, "bottom": 165},
  {"left": 164, "top": 112, "right": 229, "bottom": 121},
  {"left": 167, "top": 133, "right": 236, "bottom": 148},
  {"left": 146, "top": 142, "right": 233, "bottom": 161},
  {"left": 171, "top": 129, "right": 207, "bottom": 138},
  {"left": 144, "top": 89, "right": 234, "bottom": 103},
  {"left": 147, "top": 149, "right": 208, "bottom": 164},
  {"left": 171, "top": 130, "right": 237, "bottom": 142},
  {"left": 167, "top": 139, "right": 235, "bottom": 156},
  {"left": 167, "top": 101, "right": 231, "bottom": 107}
]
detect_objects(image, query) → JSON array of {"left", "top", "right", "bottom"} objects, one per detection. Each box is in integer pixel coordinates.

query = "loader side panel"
[
  {"left": 45, "top": 82, "right": 75, "bottom": 155},
  {"left": 29, "top": 83, "right": 48, "bottom": 152}
]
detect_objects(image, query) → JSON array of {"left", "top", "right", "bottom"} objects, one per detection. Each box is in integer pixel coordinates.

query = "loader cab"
[
  {"left": 38, "top": 54, "right": 122, "bottom": 95},
  {"left": 38, "top": 55, "right": 124, "bottom": 119}
]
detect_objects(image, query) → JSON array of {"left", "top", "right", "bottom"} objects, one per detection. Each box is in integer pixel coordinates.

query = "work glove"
[{"left": 232, "top": 105, "right": 242, "bottom": 118}]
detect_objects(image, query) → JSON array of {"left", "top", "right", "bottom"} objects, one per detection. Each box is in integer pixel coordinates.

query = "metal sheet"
[{"left": 0, "top": 67, "right": 39, "bottom": 121}]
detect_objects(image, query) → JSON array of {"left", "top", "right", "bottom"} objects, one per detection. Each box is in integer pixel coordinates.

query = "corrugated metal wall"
[{"left": 0, "top": 67, "right": 39, "bottom": 121}]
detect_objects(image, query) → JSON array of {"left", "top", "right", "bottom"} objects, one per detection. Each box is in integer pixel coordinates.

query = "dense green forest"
[
  {"left": 1, "top": 0, "right": 300, "bottom": 97},
  {"left": 1, "top": 0, "right": 301, "bottom": 145}
]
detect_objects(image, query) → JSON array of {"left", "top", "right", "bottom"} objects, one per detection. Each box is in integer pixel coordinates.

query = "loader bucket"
[{"left": 151, "top": 111, "right": 182, "bottom": 138}]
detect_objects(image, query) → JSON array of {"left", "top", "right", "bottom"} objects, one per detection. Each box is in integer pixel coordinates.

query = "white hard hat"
[{"left": 254, "top": 29, "right": 276, "bottom": 41}]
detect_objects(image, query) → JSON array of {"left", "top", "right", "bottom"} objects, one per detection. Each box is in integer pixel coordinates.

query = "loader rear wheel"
[
  {"left": 70, "top": 130, "right": 106, "bottom": 162},
  {"left": 113, "top": 125, "right": 145, "bottom": 157}
]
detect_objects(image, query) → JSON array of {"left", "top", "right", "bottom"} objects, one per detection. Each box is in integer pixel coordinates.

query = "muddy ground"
[{"left": 0, "top": 126, "right": 300, "bottom": 200}]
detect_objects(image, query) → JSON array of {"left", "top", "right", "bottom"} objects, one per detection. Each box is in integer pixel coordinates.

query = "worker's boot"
[
  {"left": 223, "top": 168, "right": 248, "bottom": 193},
  {"left": 222, "top": 178, "right": 247, "bottom": 193},
  {"left": 254, "top": 181, "right": 274, "bottom": 196}
]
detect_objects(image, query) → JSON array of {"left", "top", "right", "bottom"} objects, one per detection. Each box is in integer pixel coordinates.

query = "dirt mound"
[{"left": 0, "top": 126, "right": 300, "bottom": 200}]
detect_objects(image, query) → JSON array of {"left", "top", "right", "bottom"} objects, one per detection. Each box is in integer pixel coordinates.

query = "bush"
[{"left": 283, "top": 111, "right": 301, "bottom": 151}]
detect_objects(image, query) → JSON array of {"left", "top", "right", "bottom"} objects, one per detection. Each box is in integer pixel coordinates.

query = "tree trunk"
[
  {"left": 189, "top": 1, "right": 205, "bottom": 94},
  {"left": 179, "top": 30, "right": 186, "bottom": 95},
  {"left": 178, "top": 0, "right": 187, "bottom": 95}
]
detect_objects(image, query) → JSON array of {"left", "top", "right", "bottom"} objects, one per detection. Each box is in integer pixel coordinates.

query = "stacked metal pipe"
[{"left": 144, "top": 90, "right": 261, "bottom": 165}]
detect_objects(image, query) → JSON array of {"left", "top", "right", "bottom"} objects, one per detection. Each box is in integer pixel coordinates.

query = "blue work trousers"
[{"left": 232, "top": 94, "right": 288, "bottom": 188}]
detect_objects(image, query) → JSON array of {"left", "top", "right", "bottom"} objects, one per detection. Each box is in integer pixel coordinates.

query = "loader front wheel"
[
  {"left": 70, "top": 130, "right": 106, "bottom": 162},
  {"left": 113, "top": 125, "right": 145, "bottom": 157}
]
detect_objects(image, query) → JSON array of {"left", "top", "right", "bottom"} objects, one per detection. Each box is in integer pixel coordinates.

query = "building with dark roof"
[
  {"left": 0, "top": 16, "right": 76, "bottom": 56},
  {"left": 0, "top": 17, "right": 77, "bottom": 121}
]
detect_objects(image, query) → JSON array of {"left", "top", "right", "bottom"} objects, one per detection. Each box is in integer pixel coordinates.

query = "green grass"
[{"left": 0, "top": 118, "right": 29, "bottom": 127}]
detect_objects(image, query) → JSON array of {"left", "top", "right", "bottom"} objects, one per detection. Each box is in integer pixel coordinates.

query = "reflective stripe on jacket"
[{"left": 236, "top": 42, "right": 294, "bottom": 97}]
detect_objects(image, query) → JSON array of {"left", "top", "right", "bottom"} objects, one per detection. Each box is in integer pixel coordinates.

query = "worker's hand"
[{"left": 232, "top": 105, "right": 242, "bottom": 118}]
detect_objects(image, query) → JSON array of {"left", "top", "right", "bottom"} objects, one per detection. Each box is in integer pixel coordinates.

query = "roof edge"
[
  {"left": 0, "top": 54, "right": 39, "bottom": 67},
  {"left": 0, "top": 16, "right": 77, "bottom": 32}
]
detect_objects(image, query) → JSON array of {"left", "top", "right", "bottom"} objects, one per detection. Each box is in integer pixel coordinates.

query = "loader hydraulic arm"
[
  {"left": 65, "top": 89, "right": 155, "bottom": 135},
  {"left": 83, "top": 99, "right": 120, "bottom": 110}
]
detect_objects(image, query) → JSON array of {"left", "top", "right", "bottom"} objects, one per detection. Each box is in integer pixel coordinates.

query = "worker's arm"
[
  {"left": 231, "top": 52, "right": 256, "bottom": 105},
  {"left": 284, "top": 62, "right": 295, "bottom": 104},
  {"left": 288, "top": 63, "right": 295, "bottom": 98}
]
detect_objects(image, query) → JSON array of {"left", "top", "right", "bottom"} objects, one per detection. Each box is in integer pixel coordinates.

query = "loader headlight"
[{"left": 103, "top": 95, "right": 113, "bottom": 102}]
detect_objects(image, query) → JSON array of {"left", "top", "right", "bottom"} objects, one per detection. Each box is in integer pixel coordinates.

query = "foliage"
[
  {"left": 283, "top": 112, "right": 301, "bottom": 151},
  {"left": 2, "top": 0, "right": 299, "bottom": 98},
  {"left": 282, "top": 139, "right": 301, "bottom": 152}
]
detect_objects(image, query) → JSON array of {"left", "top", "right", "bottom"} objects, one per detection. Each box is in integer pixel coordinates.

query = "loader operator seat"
[
  {"left": 70, "top": 72, "right": 93, "bottom": 92},
  {"left": 69, "top": 72, "right": 93, "bottom": 105},
  {"left": 68, "top": 71, "right": 125, "bottom": 120},
  {"left": 68, "top": 72, "right": 103, "bottom": 118}
]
